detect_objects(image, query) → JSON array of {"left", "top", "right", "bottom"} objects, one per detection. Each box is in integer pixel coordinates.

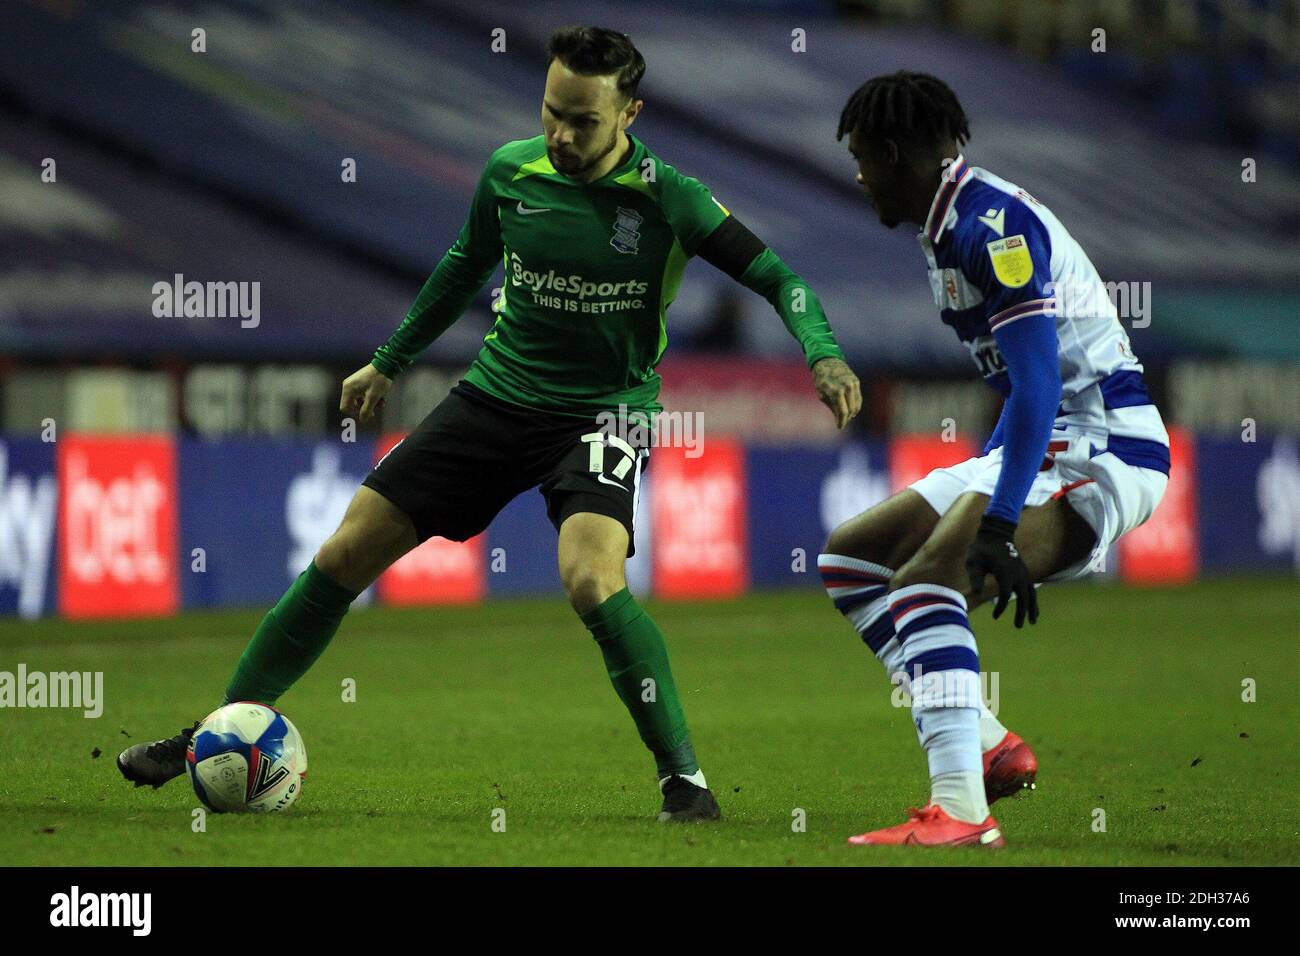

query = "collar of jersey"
[
  {"left": 603, "top": 133, "right": 646, "bottom": 185},
  {"left": 514, "top": 133, "right": 646, "bottom": 187},
  {"left": 920, "top": 153, "right": 972, "bottom": 244}
]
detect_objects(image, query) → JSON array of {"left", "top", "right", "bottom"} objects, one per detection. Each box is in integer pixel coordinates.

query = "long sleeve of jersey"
[
  {"left": 371, "top": 155, "right": 504, "bottom": 379},
  {"left": 983, "top": 401, "right": 1008, "bottom": 454},
  {"left": 695, "top": 215, "right": 845, "bottom": 367},
  {"left": 988, "top": 316, "right": 1061, "bottom": 522},
  {"left": 956, "top": 202, "right": 1060, "bottom": 524}
]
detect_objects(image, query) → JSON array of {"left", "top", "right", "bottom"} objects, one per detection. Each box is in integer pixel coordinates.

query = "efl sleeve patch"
[{"left": 986, "top": 235, "right": 1034, "bottom": 288}]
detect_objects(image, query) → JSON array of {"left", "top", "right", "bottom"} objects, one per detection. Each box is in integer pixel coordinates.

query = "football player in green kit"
[{"left": 119, "top": 26, "right": 862, "bottom": 822}]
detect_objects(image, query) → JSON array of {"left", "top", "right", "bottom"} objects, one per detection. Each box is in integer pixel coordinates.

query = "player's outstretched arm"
[
  {"left": 956, "top": 201, "right": 1059, "bottom": 625},
  {"left": 694, "top": 216, "right": 862, "bottom": 428},
  {"left": 371, "top": 152, "right": 505, "bottom": 380},
  {"left": 965, "top": 314, "right": 1060, "bottom": 626}
]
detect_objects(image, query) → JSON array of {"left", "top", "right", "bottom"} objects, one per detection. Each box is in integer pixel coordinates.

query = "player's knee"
[
  {"left": 890, "top": 547, "right": 964, "bottom": 594},
  {"left": 315, "top": 522, "right": 398, "bottom": 593},
  {"left": 313, "top": 533, "right": 358, "bottom": 589},
  {"left": 822, "top": 522, "right": 858, "bottom": 559},
  {"left": 822, "top": 517, "right": 906, "bottom": 568},
  {"left": 560, "top": 563, "right": 625, "bottom": 615},
  {"left": 317, "top": 491, "right": 418, "bottom": 591}
]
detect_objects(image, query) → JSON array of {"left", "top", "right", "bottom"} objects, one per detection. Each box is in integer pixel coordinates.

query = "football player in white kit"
[{"left": 822, "top": 71, "right": 1170, "bottom": 847}]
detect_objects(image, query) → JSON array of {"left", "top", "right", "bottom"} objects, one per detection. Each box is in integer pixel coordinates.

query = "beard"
[{"left": 549, "top": 126, "right": 620, "bottom": 178}]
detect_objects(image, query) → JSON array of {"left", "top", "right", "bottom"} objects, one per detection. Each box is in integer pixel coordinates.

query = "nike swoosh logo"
[
  {"left": 516, "top": 201, "right": 551, "bottom": 215},
  {"left": 977, "top": 208, "right": 1005, "bottom": 236},
  {"left": 596, "top": 473, "right": 625, "bottom": 489}
]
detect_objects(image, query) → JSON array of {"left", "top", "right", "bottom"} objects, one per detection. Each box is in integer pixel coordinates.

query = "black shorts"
[{"left": 361, "top": 381, "right": 650, "bottom": 556}]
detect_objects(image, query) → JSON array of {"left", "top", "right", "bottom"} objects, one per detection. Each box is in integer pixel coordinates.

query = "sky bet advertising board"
[{"left": 2, "top": 428, "right": 1297, "bottom": 619}]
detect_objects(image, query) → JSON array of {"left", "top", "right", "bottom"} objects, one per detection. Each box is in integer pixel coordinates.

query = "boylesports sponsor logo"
[{"left": 508, "top": 252, "right": 648, "bottom": 306}]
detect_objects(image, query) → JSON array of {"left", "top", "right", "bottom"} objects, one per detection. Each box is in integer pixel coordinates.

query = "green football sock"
[
  {"left": 223, "top": 560, "right": 361, "bottom": 706},
  {"left": 581, "top": 587, "right": 699, "bottom": 779}
]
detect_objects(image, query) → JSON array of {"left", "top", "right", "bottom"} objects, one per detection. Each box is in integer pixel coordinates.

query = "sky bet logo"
[
  {"left": 0, "top": 442, "right": 56, "bottom": 619},
  {"left": 50, "top": 886, "right": 151, "bottom": 936}
]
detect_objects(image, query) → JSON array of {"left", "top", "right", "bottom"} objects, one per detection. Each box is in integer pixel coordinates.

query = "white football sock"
[
  {"left": 931, "top": 769, "right": 990, "bottom": 824},
  {"left": 889, "top": 583, "right": 990, "bottom": 824},
  {"left": 920, "top": 708, "right": 990, "bottom": 823},
  {"left": 979, "top": 702, "right": 1009, "bottom": 753}
]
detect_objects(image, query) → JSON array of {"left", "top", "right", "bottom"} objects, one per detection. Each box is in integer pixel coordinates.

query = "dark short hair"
[
  {"left": 545, "top": 26, "right": 645, "bottom": 101},
  {"left": 837, "top": 71, "right": 970, "bottom": 151}
]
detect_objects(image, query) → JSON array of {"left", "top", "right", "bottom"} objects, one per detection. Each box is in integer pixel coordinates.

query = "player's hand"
[
  {"left": 339, "top": 363, "right": 393, "bottom": 425},
  {"left": 812, "top": 357, "right": 862, "bottom": 429},
  {"left": 966, "top": 515, "right": 1038, "bottom": 628}
]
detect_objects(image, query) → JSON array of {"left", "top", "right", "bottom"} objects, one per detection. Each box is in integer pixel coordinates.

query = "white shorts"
[{"left": 909, "top": 433, "right": 1169, "bottom": 581}]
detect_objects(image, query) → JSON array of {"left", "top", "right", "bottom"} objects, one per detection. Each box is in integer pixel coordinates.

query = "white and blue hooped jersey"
[{"left": 918, "top": 155, "right": 1170, "bottom": 478}]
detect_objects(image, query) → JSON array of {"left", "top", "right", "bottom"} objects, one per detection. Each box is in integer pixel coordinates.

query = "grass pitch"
[{"left": 2, "top": 579, "right": 1296, "bottom": 866}]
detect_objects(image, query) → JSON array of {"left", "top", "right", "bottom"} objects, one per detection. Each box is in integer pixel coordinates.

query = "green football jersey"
[{"left": 373, "top": 133, "right": 843, "bottom": 415}]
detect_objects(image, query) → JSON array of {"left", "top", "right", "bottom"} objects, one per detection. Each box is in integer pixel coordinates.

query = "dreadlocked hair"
[{"left": 836, "top": 71, "right": 970, "bottom": 149}]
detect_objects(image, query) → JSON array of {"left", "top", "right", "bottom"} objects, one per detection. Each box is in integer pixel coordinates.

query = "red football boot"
[
  {"left": 983, "top": 731, "right": 1038, "bottom": 804},
  {"left": 847, "top": 804, "right": 1005, "bottom": 847}
]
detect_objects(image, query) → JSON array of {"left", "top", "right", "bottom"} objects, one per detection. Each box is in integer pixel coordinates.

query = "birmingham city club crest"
[{"left": 610, "top": 206, "right": 642, "bottom": 254}]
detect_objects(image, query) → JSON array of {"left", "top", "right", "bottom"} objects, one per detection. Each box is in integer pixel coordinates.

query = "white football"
[{"left": 186, "top": 702, "right": 307, "bottom": 813}]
